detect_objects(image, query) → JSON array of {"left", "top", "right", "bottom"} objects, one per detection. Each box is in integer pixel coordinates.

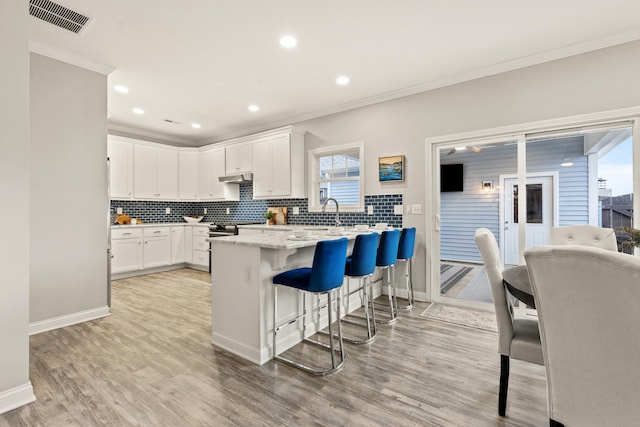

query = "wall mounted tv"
[{"left": 440, "top": 164, "right": 463, "bottom": 192}]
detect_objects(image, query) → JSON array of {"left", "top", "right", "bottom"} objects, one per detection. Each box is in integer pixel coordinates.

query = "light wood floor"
[{"left": 0, "top": 269, "right": 548, "bottom": 426}]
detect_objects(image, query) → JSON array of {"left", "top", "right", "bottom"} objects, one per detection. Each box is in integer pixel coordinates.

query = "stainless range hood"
[{"left": 218, "top": 172, "right": 253, "bottom": 183}]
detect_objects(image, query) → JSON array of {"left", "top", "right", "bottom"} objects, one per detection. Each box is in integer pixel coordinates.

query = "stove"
[{"left": 208, "top": 223, "right": 238, "bottom": 237}]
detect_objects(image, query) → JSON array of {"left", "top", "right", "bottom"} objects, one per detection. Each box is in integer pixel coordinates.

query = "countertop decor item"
[
  {"left": 266, "top": 207, "right": 287, "bottom": 225},
  {"left": 183, "top": 216, "right": 204, "bottom": 223},
  {"left": 379, "top": 155, "right": 404, "bottom": 182}
]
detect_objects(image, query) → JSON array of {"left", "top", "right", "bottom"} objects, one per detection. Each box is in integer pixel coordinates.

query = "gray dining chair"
[
  {"left": 474, "top": 228, "right": 543, "bottom": 417},
  {"left": 525, "top": 245, "right": 640, "bottom": 427},
  {"left": 550, "top": 224, "right": 617, "bottom": 251}
]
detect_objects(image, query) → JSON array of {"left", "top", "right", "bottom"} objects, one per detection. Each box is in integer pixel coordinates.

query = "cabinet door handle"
[
  {"left": 154, "top": 231, "right": 162, "bottom": 234},
  {"left": 123, "top": 232, "right": 132, "bottom": 235}
]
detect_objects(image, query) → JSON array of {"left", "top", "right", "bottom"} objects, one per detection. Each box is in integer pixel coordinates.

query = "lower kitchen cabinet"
[
  {"left": 111, "top": 228, "right": 143, "bottom": 274},
  {"left": 143, "top": 227, "right": 171, "bottom": 268},
  {"left": 191, "top": 226, "right": 209, "bottom": 267},
  {"left": 171, "top": 226, "right": 186, "bottom": 264}
]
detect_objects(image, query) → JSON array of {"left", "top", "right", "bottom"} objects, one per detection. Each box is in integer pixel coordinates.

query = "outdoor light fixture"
[{"left": 482, "top": 180, "right": 493, "bottom": 192}]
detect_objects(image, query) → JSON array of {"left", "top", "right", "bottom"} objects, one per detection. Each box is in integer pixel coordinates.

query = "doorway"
[{"left": 501, "top": 174, "right": 556, "bottom": 266}]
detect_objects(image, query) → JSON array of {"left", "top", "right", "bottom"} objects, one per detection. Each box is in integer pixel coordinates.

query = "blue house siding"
[{"left": 440, "top": 136, "right": 588, "bottom": 263}]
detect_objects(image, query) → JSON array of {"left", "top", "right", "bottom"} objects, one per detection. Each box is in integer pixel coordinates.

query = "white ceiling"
[{"left": 29, "top": 0, "right": 640, "bottom": 146}]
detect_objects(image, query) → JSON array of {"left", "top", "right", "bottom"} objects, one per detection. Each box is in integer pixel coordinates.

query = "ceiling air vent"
[{"left": 29, "top": 0, "right": 91, "bottom": 34}]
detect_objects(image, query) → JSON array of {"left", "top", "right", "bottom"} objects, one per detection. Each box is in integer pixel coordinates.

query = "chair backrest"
[
  {"left": 474, "top": 228, "right": 514, "bottom": 356},
  {"left": 397, "top": 227, "right": 416, "bottom": 260},
  {"left": 376, "top": 229, "right": 400, "bottom": 267},
  {"left": 345, "top": 233, "right": 378, "bottom": 277},
  {"left": 525, "top": 245, "right": 640, "bottom": 426},
  {"left": 309, "top": 238, "right": 348, "bottom": 292},
  {"left": 550, "top": 224, "right": 617, "bottom": 251}
]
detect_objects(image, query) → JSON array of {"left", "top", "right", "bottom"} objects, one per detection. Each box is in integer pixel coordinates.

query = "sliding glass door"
[{"left": 429, "top": 116, "right": 637, "bottom": 309}]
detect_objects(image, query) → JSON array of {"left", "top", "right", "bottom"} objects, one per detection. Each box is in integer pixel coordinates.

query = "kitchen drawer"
[
  {"left": 112, "top": 228, "right": 143, "bottom": 239},
  {"left": 192, "top": 226, "right": 209, "bottom": 237},
  {"left": 193, "top": 235, "right": 209, "bottom": 251},
  {"left": 143, "top": 226, "right": 170, "bottom": 237},
  {"left": 192, "top": 249, "right": 209, "bottom": 266}
]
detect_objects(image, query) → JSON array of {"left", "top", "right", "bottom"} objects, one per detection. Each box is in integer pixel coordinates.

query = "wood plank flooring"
[{"left": 0, "top": 269, "right": 548, "bottom": 426}]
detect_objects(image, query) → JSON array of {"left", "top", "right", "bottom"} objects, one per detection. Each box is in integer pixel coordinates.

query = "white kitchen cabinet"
[
  {"left": 111, "top": 228, "right": 143, "bottom": 273},
  {"left": 107, "top": 138, "right": 134, "bottom": 199},
  {"left": 178, "top": 150, "right": 198, "bottom": 200},
  {"left": 171, "top": 226, "right": 185, "bottom": 264},
  {"left": 252, "top": 130, "right": 305, "bottom": 199},
  {"left": 225, "top": 141, "right": 252, "bottom": 175},
  {"left": 143, "top": 227, "right": 171, "bottom": 268},
  {"left": 134, "top": 144, "right": 178, "bottom": 200},
  {"left": 191, "top": 226, "right": 209, "bottom": 267},
  {"left": 184, "top": 225, "right": 193, "bottom": 263},
  {"left": 197, "top": 147, "right": 239, "bottom": 201}
]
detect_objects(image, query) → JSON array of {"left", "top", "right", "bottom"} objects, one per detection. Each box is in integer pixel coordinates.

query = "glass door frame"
[{"left": 425, "top": 108, "right": 640, "bottom": 308}]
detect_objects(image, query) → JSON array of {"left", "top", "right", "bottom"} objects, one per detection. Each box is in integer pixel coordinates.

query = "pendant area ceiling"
[{"left": 28, "top": 0, "right": 640, "bottom": 146}]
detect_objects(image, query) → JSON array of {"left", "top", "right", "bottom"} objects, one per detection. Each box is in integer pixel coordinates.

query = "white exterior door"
[{"left": 503, "top": 175, "right": 554, "bottom": 265}]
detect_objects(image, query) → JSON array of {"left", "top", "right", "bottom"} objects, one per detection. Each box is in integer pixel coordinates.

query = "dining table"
[{"left": 502, "top": 265, "right": 536, "bottom": 308}]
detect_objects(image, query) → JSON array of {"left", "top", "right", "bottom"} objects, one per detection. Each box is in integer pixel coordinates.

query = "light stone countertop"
[
  {"left": 209, "top": 226, "right": 390, "bottom": 250},
  {"left": 111, "top": 222, "right": 211, "bottom": 229}
]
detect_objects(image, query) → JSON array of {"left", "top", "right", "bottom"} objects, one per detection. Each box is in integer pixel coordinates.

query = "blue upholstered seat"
[
  {"left": 340, "top": 232, "right": 379, "bottom": 344},
  {"left": 273, "top": 238, "right": 348, "bottom": 292},
  {"left": 272, "top": 238, "right": 348, "bottom": 375},
  {"left": 397, "top": 227, "right": 416, "bottom": 309},
  {"left": 374, "top": 229, "right": 401, "bottom": 324}
]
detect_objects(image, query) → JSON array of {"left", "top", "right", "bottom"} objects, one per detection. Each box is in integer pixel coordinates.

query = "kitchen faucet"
[{"left": 322, "top": 197, "right": 342, "bottom": 227}]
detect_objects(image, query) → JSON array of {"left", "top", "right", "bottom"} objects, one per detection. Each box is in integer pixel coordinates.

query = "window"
[{"left": 308, "top": 142, "right": 364, "bottom": 212}]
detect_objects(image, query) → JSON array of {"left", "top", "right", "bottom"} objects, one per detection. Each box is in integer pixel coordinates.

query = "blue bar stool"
[
  {"left": 397, "top": 227, "right": 416, "bottom": 309},
  {"left": 272, "top": 238, "right": 348, "bottom": 375},
  {"left": 373, "top": 229, "right": 401, "bottom": 324},
  {"left": 340, "top": 232, "right": 379, "bottom": 344}
]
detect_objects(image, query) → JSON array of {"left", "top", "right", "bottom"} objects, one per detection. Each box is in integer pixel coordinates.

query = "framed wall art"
[{"left": 379, "top": 155, "right": 405, "bottom": 182}]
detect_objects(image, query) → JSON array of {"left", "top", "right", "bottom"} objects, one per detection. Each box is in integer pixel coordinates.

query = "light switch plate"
[
  {"left": 394, "top": 205, "right": 403, "bottom": 215},
  {"left": 293, "top": 207, "right": 300, "bottom": 215},
  {"left": 367, "top": 205, "right": 374, "bottom": 215},
  {"left": 411, "top": 204, "right": 422, "bottom": 215},
  {"left": 165, "top": 207, "right": 171, "bottom": 214},
  {"left": 116, "top": 207, "right": 123, "bottom": 214},
  {"left": 204, "top": 208, "right": 207, "bottom": 214},
  {"left": 226, "top": 208, "right": 230, "bottom": 214}
]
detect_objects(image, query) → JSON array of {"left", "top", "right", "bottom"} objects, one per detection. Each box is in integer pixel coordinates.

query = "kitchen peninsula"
[{"left": 209, "top": 227, "right": 387, "bottom": 365}]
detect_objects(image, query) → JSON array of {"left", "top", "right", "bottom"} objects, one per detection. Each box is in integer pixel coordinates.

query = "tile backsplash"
[{"left": 110, "top": 183, "right": 402, "bottom": 227}]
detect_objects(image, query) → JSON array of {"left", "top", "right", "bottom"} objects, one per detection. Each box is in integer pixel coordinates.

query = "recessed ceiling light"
[
  {"left": 191, "top": 123, "right": 201, "bottom": 129},
  {"left": 114, "top": 85, "right": 129, "bottom": 93},
  {"left": 336, "top": 75, "right": 350, "bottom": 85},
  {"left": 132, "top": 108, "right": 144, "bottom": 115},
  {"left": 279, "top": 35, "right": 297, "bottom": 48},
  {"left": 248, "top": 105, "right": 260, "bottom": 112}
]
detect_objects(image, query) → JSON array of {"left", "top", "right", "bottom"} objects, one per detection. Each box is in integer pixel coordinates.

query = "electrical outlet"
[
  {"left": 367, "top": 205, "right": 374, "bottom": 215},
  {"left": 165, "top": 207, "right": 171, "bottom": 214},
  {"left": 293, "top": 207, "right": 299, "bottom": 215},
  {"left": 394, "top": 205, "right": 403, "bottom": 215},
  {"left": 116, "top": 207, "right": 123, "bottom": 214},
  {"left": 204, "top": 208, "right": 207, "bottom": 214},
  {"left": 226, "top": 208, "right": 230, "bottom": 214}
]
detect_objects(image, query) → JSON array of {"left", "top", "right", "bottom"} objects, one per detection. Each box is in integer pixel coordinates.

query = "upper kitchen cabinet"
[
  {"left": 225, "top": 141, "right": 252, "bottom": 175},
  {"left": 107, "top": 137, "right": 133, "bottom": 199},
  {"left": 178, "top": 150, "right": 198, "bottom": 200},
  {"left": 252, "top": 128, "right": 305, "bottom": 199},
  {"left": 134, "top": 144, "right": 178, "bottom": 200},
  {"left": 198, "top": 146, "right": 239, "bottom": 201}
]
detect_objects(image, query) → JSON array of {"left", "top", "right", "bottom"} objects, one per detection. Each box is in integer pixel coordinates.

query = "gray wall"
[
  {"left": 293, "top": 40, "right": 640, "bottom": 300},
  {"left": 30, "top": 54, "right": 108, "bottom": 323},
  {"left": 0, "top": 0, "right": 33, "bottom": 411}
]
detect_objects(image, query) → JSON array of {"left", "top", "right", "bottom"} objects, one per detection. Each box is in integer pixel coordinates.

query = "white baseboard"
[
  {"left": 0, "top": 382, "right": 35, "bottom": 415},
  {"left": 29, "top": 306, "right": 111, "bottom": 335}
]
